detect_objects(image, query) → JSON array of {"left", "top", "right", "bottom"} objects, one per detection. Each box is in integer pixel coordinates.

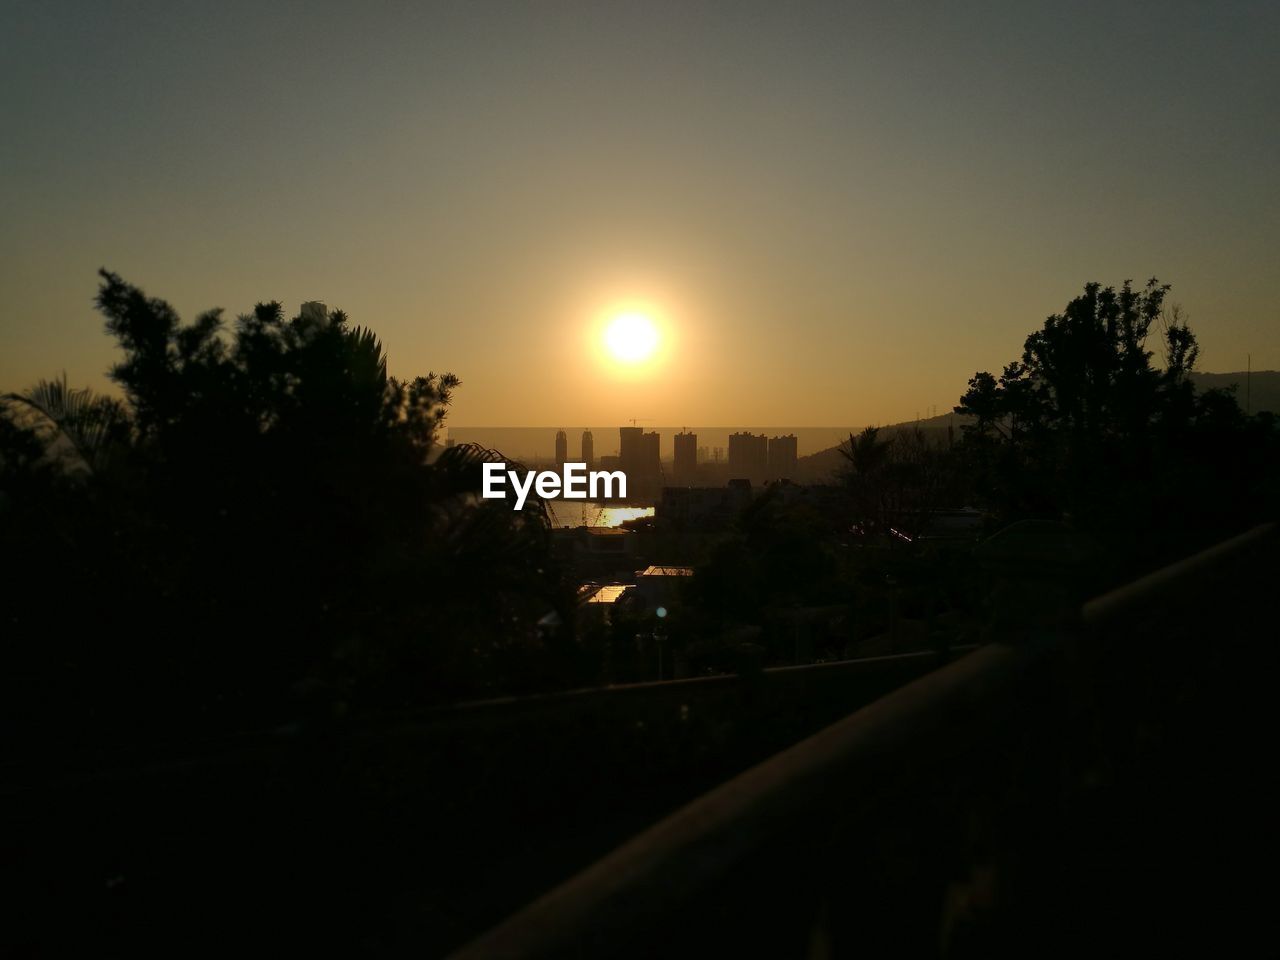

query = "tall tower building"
[
  {"left": 767, "top": 434, "right": 798, "bottom": 480},
  {"left": 640, "top": 431, "right": 660, "bottom": 479},
  {"left": 674, "top": 431, "right": 697, "bottom": 483},
  {"left": 619, "top": 426, "right": 643, "bottom": 477},
  {"left": 729, "top": 432, "right": 769, "bottom": 481},
  {"left": 555, "top": 429, "right": 568, "bottom": 465},
  {"left": 620, "top": 425, "right": 661, "bottom": 495},
  {"left": 581, "top": 429, "right": 594, "bottom": 468}
]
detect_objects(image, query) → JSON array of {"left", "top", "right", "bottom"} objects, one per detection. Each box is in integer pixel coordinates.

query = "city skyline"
[{"left": 450, "top": 424, "right": 873, "bottom": 464}]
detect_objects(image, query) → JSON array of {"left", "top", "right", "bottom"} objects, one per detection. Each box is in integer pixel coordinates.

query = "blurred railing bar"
[
  {"left": 432, "top": 647, "right": 977, "bottom": 717},
  {"left": 452, "top": 522, "right": 1277, "bottom": 959},
  {"left": 1081, "top": 522, "right": 1275, "bottom": 627}
]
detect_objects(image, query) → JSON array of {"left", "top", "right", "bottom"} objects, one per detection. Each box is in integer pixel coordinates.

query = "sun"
[{"left": 603, "top": 311, "right": 660, "bottom": 364}]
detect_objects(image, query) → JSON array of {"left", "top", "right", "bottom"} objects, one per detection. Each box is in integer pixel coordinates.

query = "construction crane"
[{"left": 627, "top": 418, "right": 654, "bottom": 427}]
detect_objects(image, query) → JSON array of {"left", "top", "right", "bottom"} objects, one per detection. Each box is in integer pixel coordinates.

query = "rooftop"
[
  {"left": 638, "top": 566, "right": 695, "bottom": 578},
  {"left": 581, "top": 584, "right": 633, "bottom": 605}
]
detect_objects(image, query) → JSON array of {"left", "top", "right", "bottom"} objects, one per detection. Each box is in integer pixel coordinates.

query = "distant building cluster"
[
  {"left": 540, "top": 425, "right": 801, "bottom": 495},
  {"left": 553, "top": 428, "right": 596, "bottom": 468},
  {"left": 729, "top": 431, "right": 797, "bottom": 482}
]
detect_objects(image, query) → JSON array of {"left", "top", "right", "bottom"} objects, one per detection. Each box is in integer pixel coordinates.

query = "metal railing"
[
  {"left": 2, "top": 643, "right": 968, "bottom": 957},
  {"left": 454, "top": 522, "right": 1278, "bottom": 958}
]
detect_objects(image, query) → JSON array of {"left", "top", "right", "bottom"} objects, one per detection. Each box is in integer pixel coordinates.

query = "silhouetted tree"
[
  {"left": 956, "top": 278, "right": 1277, "bottom": 569},
  {"left": 0, "top": 272, "right": 575, "bottom": 755},
  {"left": 686, "top": 485, "right": 846, "bottom": 651},
  {"left": 3, "top": 374, "right": 128, "bottom": 474},
  {"left": 956, "top": 279, "right": 1192, "bottom": 445},
  {"left": 839, "top": 425, "right": 958, "bottom": 541}
]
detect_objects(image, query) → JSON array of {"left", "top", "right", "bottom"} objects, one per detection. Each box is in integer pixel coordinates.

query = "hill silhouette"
[
  {"left": 796, "top": 370, "right": 1280, "bottom": 482},
  {"left": 796, "top": 414, "right": 965, "bottom": 481},
  {"left": 1187, "top": 370, "right": 1280, "bottom": 415}
]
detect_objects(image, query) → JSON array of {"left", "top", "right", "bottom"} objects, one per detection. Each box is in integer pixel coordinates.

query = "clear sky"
[{"left": 3, "top": 1, "right": 1277, "bottom": 426}]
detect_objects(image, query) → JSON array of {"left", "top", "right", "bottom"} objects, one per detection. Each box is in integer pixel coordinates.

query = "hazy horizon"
[
  {"left": 446, "top": 363, "right": 1280, "bottom": 460},
  {"left": 448, "top": 425, "right": 876, "bottom": 460}
]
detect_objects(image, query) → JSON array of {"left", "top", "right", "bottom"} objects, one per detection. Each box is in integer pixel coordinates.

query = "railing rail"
[{"left": 454, "top": 522, "right": 1278, "bottom": 958}]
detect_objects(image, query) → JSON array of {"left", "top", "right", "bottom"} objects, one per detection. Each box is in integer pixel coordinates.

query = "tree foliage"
[
  {"left": 838, "top": 426, "right": 959, "bottom": 541},
  {"left": 955, "top": 278, "right": 1277, "bottom": 567},
  {"left": 0, "top": 272, "right": 572, "bottom": 753},
  {"left": 3, "top": 373, "right": 128, "bottom": 474},
  {"left": 956, "top": 279, "right": 1185, "bottom": 443}
]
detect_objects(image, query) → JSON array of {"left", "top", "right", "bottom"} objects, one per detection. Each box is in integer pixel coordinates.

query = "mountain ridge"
[{"left": 795, "top": 370, "right": 1280, "bottom": 480}]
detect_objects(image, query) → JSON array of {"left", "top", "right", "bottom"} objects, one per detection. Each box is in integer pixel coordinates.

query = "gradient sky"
[{"left": 3, "top": 1, "right": 1277, "bottom": 427}]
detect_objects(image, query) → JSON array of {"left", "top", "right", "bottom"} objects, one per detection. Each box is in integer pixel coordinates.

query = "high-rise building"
[
  {"left": 642, "top": 431, "right": 660, "bottom": 477},
  {"left": 768, "top": 434, "right": 798, "bottom": 480},
  {"left": 555, "top": 429, "right": 568, "bottom": 464},
  {"left": 581, "top": 429, "right": 594, "bottom": 468},
  {"left": 728, "top": 432, "right": 769, "bottom": 481},
  {"left": 674, "top": 431, "right": 697, "bottom": 483},
  {"left": 619, "top": 426, "right": 643, "bottom": 476},
  {"left": 620, "top": 426, "right": 661, "bottom": 491}
]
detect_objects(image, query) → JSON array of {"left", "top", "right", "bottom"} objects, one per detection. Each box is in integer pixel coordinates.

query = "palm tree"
[
  {"left": 3, "top": 373, "right": 128, "bottom": 473},
  {"left": 839, "top": 426, "right": 893, "bottom": 477}
]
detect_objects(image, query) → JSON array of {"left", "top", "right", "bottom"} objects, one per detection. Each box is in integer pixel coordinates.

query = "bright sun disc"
[{"left": 604, "top": 312, "right": 660, "bottom": 364}]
